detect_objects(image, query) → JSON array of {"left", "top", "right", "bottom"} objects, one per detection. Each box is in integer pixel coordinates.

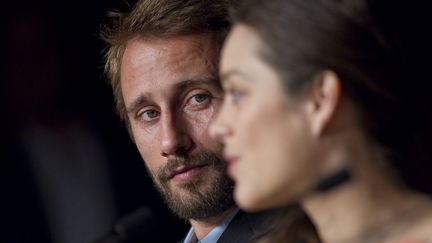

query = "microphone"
[{"left": 92, "top": 207, "right": 155, "bottom": 243}]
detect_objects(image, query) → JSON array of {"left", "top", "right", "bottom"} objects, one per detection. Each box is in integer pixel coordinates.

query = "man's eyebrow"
[
  {"left": 174, "top": 78, "right": 222, "bottom": 90},
  {"left": 126, "top": 94, "right": 151, "bottom": 114}
]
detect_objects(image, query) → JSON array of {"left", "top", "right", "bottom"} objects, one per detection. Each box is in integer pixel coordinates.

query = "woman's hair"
[
  {"left": 256, "top": 206, "right": 321, "bottom": 243},
  {"left": 231, "top": 0, "right": 431, "bottom": 190}
]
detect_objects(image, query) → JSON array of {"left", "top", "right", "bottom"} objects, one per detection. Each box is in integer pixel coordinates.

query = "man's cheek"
[
  {"left": 144, "top": 161, "right": 162, "bottom": 184},
  {"left": 193, "top": 111, "right": 218, "bottom": 133},
  {"left": 138, "top": 147, "right": 163, "bottom": 176},
  {"left": 135, "top": 132, "right": 161, "bottom": 156}
]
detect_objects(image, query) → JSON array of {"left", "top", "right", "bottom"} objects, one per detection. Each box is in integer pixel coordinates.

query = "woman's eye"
[
  {"left": 232, "top": 91, "right": 243, "bottom": 102},
  {"left": 228, "top": 90, "right": 244, "bottom": 104}
]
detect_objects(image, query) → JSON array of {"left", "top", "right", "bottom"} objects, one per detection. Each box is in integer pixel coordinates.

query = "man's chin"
[
  {"left": 167, "top": 177, "right": 209, "bottom": 198},
  {"left": 159, "top": 175, "right": 235, "bottom": 220},
  {"left": 152, "top": 151, "right": 235, "bottom": 219}
]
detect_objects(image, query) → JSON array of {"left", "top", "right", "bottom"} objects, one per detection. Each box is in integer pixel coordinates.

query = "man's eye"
[
  {"left": 138, "top": 110, "right": 160, "bottom": 121},
  {"left": 189, "top": 93, "right": 210, "bottom": 105}
]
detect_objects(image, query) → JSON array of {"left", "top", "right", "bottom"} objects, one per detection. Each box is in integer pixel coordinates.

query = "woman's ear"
[{"left": 307, "top": 70, "right": 341, "bottom": 137}]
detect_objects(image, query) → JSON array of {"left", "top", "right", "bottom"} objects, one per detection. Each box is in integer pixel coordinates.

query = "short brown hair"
[{"left": 101, "top": 0, "right": 231, "bottom": 123}]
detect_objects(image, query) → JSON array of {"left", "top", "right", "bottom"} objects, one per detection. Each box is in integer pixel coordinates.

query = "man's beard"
[{"left": 150, "top": 150, "right": 234, "bottom": 220}]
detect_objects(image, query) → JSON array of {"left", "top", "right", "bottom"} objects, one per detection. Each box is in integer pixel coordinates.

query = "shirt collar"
[{"left": 183, "top": 208, "right": 240, "bottom": 243}]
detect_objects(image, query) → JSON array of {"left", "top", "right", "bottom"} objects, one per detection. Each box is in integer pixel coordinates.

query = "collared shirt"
[{"left": 183, "top": 208, "right": 240, "bottom": 243}]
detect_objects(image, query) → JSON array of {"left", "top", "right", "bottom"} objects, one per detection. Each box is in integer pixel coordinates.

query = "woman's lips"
[
  {"left": 223, "top": 152, "right": 240, "bottom": 176},
  {"left": 223, "top": 152, "right": 239, "bottom": 165},
  {"left": 169, "top": 164, "right": 208, "bottom": 182}
]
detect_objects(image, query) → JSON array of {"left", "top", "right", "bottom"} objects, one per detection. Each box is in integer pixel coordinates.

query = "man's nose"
[{"left": 160, "top": 114, "right": 193, "bottom": 157}]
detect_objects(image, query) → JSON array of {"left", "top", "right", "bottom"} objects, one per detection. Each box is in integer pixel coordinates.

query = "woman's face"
[{"left": 210, "top": 24, "right": 319, "bottom": 211}]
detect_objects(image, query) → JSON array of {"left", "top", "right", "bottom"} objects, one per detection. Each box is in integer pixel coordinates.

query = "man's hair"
[{"left": 101, "top": 0, "right": 231, "bottom": 124}]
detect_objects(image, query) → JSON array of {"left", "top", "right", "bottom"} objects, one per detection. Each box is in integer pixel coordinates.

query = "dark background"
[
  {"left": 0, "top": 1, "right": 188, "bottom": 242},
  {"left": 1, "top": 1, "right": 432, "bottom": 243}
]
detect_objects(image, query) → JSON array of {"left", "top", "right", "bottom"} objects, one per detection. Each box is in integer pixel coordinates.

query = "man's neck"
[{"left": 189, "top": 206, "right": 237, "bottom": 240}]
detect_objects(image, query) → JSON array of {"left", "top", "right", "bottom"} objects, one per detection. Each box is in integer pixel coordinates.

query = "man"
[{"left": 102, "top": 0, "right": 288, "bottom": 242}]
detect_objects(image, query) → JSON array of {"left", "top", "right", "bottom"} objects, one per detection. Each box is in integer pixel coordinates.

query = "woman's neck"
[
  {"left": 304, "top": 178, "right": 424, "bottom": 242},
  {"left": 302, "top": 134, "right": 428, "bottom": 243}
]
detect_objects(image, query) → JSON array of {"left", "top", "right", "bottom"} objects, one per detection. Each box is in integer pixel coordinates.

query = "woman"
[{"left": 210, "top": 0, "right": 432, "bottom": 242}]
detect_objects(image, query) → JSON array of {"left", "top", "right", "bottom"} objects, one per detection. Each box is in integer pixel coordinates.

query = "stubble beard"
[{"left": 150, "top": 150, "right": 235, "bottom": 220}]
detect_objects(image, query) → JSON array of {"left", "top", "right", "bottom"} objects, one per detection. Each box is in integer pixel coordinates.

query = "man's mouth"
[{"left": 168, "top": 164, "right": 209, "bottom": 182}]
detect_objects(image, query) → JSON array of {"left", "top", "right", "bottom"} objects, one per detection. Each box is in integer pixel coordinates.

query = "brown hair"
[
  {"left": 101, "top": 0, "right": 231, "bottom": 123},
  {"left": 256, "top": 206, "right": 321, "bottom": 243},
  {"left": 232, "top": 0, "right": 430, "bottom": 241},
  {"left": 231, "top": 0, "right": 430, "bottom": 188}
]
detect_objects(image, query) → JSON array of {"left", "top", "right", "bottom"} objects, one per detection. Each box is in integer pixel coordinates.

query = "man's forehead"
[
  {"left": 124, "top": 34, "right": 217, "bottom": 59},
  {"left": 121, "top": 35, "right": 219, "bottom": 78},
  {"left": 120, "top": 35, "right": 221, "bottom": 112}
]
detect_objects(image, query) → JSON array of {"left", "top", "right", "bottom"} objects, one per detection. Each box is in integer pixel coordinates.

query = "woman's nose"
[{"left": 209, "top": 110, "right": 231, "bottom": 142}]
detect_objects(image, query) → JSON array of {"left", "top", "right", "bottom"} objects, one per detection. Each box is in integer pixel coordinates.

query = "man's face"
[{"left": 120, "top": 34, "right": 234, "bottom": 220}]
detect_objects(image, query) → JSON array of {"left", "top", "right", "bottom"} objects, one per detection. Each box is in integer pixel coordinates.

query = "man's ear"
[{"left": 307, "top": 70, "right": 341, "bottom": 137}]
